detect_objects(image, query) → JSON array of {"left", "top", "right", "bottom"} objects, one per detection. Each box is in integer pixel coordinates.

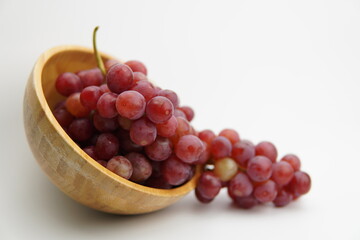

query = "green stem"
[{"left": 93, "top": 26, "right": 106, "bottom": 76}]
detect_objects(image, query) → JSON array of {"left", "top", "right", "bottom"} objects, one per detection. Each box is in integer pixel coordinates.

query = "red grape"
[
  {"left": 198, "top": 130, "right": 216, "bottom": 146},
  {"left": 254, "top": 180, "right": 278, "bottom": 203},
  {"left": 99, "top": 83, "right": 110, "bottom": 94},
  {"left": 107, "top": 156, "right": 133, "bottom": 179},
  {"left": 281, "top": 154, "right": 301, "bottom": 171},
  {"left": 195, "top": 188, "right": 213, "bottom": 203},
  {"left": 117, "top": 116, "right": 133, "bottom": 130},
  {"left": 83, "top": 146, "right": 98, "bottom": 160},
  {"left": 66, "top": 92, "right": 91, "bottom": 118},
  {"left": 130, "top": 117, "right": 157, "bottom": 146},
  {"left": 231, "top": 141, "right": 255, "bottom": 169},
  {"left": 174, "top": 109, "right": 187, "bottom": 119},
  {"left": 93, "top": 112, "right": 119, "bottom": 132},
  {"left": 53, "top": 107, "right": 74, "bottom": 128},
  {"left": 272, "top": 161, "right": 294, "bottom": 186},
  {"left": 97, "top": 92, "right": 118, "bottom": 118},
  {"left": 106, "top": 63, "right": 134, "bottom": 93},
  {"left": 255, "top": 141, "right": 278, "bottom": 163},
  {"left": 68, "top": 118, "right": 93, "bottom": 142},
  {"left": 77, "top": 68, "right": 103, "bottom": 87},
  {"left": 156, "top": 115, "right": 178, "bottom": 137},
  {"left": 125, "top": 152, "right": 152, "bottom": 182},
  {"left": 228, "top": 172, "right": 253, "bottom": 198},
  {"left": 273, "top": 189, "right": 293, "bottom": 207},
  {"left": 55, "top": 72, "right": 83, "bottom": 96},
  {"left": 95, "top": 133, "right": 119, "bottom": 160},
  {"left": 145, "top": 137, "right": 173, "bottom": 161},
  {"left": 96, "top": 160, "right": 107, "bottom": 167},
  {"left": 196, "top": 171, "right": 222, "bottom": 202},
  {"left": 105, "top": 59, "right": 120, "bottom": 71},
  {"left": 175, "top": 135, "right": 205, "bottom": 164},
  {"left": 133, "top": 72, "right": 148, "bottom": 84},
  {"left": 125, "top": 60, "right": 147, "bottom": 75},
  {"left": 157, "top": 89, "right": 179, "bottom": 108},
  {"left": 247, "top": 156, "right": 273, "bottom": 182},
  {"left": 219, "top": 129, "right": 240, "bottom": 144},
  {"left": 233, "top": 195, "right": 258, "bottom": 209},
  {"left": 80, "top": 86, "right": 102, "bottom": 110},
  {"left": 211, "top": 136, "right": 232, "bottom": 159},
  {"left": 115, "top": 90, "right": 146, "bottom": 120},
  {"left": 130, "top": 80, "right": 155, "bottom": 102},
  {"left": 161, "top": 155, "right": 192, "bottom": 186},
  {"left": 287, "top": 171, "right": 311, "bottom": 195},
  {"left": 178, "top": 106, "right": 194, "bottom": 122},
  {"left": 145, "top": 176, "right": 172, "bottom": 189},
  {"left": 146, "top": 96, "right": 174, "bottom": 124}
]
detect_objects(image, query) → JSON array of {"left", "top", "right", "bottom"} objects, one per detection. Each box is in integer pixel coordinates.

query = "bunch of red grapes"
[{"left": 53, "top": 59, "right": 311, "bottom": 209}]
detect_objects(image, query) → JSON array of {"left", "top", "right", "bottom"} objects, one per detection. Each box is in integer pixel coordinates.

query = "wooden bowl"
[{"left": 23, "top": 45, "right": 200, "bottom": 215}]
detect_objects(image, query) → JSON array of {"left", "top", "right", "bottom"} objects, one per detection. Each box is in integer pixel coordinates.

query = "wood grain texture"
[{"left": 23, "top": 45, "right": 200, "bottom": 214}]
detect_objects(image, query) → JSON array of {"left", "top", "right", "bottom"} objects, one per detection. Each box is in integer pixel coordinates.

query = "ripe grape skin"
[
  {"left": 96, "top": 160, "right": 107, "bottom": 167},
  {"left": 80, "top": 86, "right": 102, "bottom": 110},
  {"left": 196, "top": 171, "right": 222, "bottom": 201},
  {"left": 273, "top": 189, "right": 293, "bottom": 207},
  {"left": 129, "top": 118, "right": 157, "bottom": 146},
  {"left": 211, "top": 136, "right": 232, "bottom": 159},
  {"left": 231, "top": 141, "right": 255, "bottom": 169},
  {"left": 272, "top": 161, "right": 294, "bottom": 186},
  {"left": 117, "top": 116, "right": 133, "bottom": 130},
  {"left": 198, "top": 129, "right": 216, "bottom": 146},
  {"left": 133, "top": 72, "right": 148, "bottom": 85},
  {"left": 95, "top": 133, "right": 120, "bottom": 160},
  {"left": 247, "top": 156, "right": 273, "bottom": 182},
  {"left": 125, "top": 60, "right": 148, "bottom": 75},
  {"left": 195, "top": 188, "right": 213, "bottom": 203},
  {"left": 145, "top": 176, "right": 172, "bottom": 189},
  {"left": 161, "top": 155, "right": 192, "bottom": 186},
  {"left": 117, "top": 131, "right": 143, "bottom": 154},
  {"left": 130, "top": 80, "right": 155, "bottom": 102},
  {"left": 82, "top": 146, "right": 98, "bottom": 160},
  {"left": 66, "top": 92, "right": 91, "bottom": 118},
  {"left": 116, "top": 90, "right": 146, "bottom": 120},
  {"left": 213, "top": 157, "right": 238, "bottom": 182},
  {"left": 53, "top": 107, "right": 74, "bottom": 128},
  {"left": 68, "top": 118, "right": 93, "bottom": 142},
  {"left": 99, "top": 83, "right": 110, "bottom": 94},
  {"left": 175, "top": 135, "right": 205, "bottom": 164},
  {"left": 107, "top": 156, "right": 133, "bottom": 179},
  {"left": 106, "top": 63, "right": 134, "bottom": 93},
  {"left": 156, "top": 115, "right": 178, "bottom": 138},
  {"left": 287, "top": 171, "right": 311, "bottom": 195},
  {"left": 255, "top": 141, "right": 278, "bottom": 163},
  {"left": 219, "top": 129, "right": 240, "bottom": 144},
  {"left": 193, "top": 142, "right": 210, "bottom": 165},
  {"left": 55, "top": 72, "right": 83, "bottom": 96},
  {"left": 157, "top": 89, "right": 179, "bottom": 108},
  {"left": 145, "top": 137, "right": 173, "bottom": 161},
  {"left": 281, "top": 154, "right": 301, "bottom": 171},
  {"left": 93, "top": 112, "right": 119, "bottom": 132},
  {"left": 146, "top": 96, "right": 174, "bottom": 124},
  {"left": 125, "top": 152, "right": 152, "bottom": 182},
  {"left": 228, "top": 172, "right": 253, "bottom": 198},
  {"left": 174, "top": 109, "right": 187, "bottom": 119},
  {"left": 105, "top": 59, "right": 120, "bottom": 71},
  {"left": 233, "top": 195, "right": 258, "bottom": 209},
  {"left": 254, "top": 180, "right": 278, "bottom": 203},
  {"left": 97, "top": 92, "right": 118, "bottom": 118},
  {"left": 178, "top": 106, "right": 194, "bottom": 122},
  {"left": 77, "top": 68, "right": 103, "bottom": 87}
]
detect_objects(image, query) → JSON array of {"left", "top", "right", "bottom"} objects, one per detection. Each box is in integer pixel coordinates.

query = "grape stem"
[{"left": 93, "top": 26, "right": 106, "bottom": 77}]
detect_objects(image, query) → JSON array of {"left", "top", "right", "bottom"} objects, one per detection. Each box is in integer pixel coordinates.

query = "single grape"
[
  {"left": 211, "top": 136, "right": 232, "bottom": 159},
  {"left": 157, "top": 89, "right": 179, "bottom": 108},
  {"left": 247, "top": 156, "right": 273, "bottom": 182},
  {"left": 53, "top": 107, "right": 74, "bottom": 128},
  {"left": 272, "top": 161, "right": 294, "bottom": 186},
  {"left": 174, "top": 109, "right": 187, "bottom": 119},
  {"left": 55, "top": 72, "right": 83, "bottom": 96},
  {"left": 233, "top": 195, "right": 258, "bottom": 209},
  {"left": 281, "top": 154, "right": 301, "bottom": 171},
  {"left": 156, "top": 115, "right": 178, "bottom": 137},
  {"left": 107, "top": 156, "right": 133, "bottom": 179},
  {"left": 196, "top": 171, "right": 222, "bottom": 202},
  {"left": 145, "top": 137, "right": 173, "bottom": 161},
  {"left": 213, "top": 157, "right": 238, "bottom": 182},
  {"left": 116, "top": 90, "right": 146, "bottom": 120},
  {"left": 68, "top": 118, "right": 93, "bottom": 142},
  {"left": 125, "top": 152, "right": 152, "bottom": 182},
  {"left": 198, "top": 129, "right": 216, "bottom": 146},
  {"left": 219, "top": 129, "right": 240, "bottom": 144},
  {"left": 97, "top": 92, "right": 118, "bottom": 118},
  {"left": 273, "top": 189, "right": 293, "bottom": 207},
  {"left": 195, "top": 188, "right": 213, "bottom": 203},
  {"left": 66, "top": 92, "right": 91, "bottom": 118},
  {"left": 146, "top": 96, "right": 174, "bottom": 124},
  {"left": 99, "top": 83, "right": 110, "bottom": 94},
  {"left": 287, "top": 171, "right": 311, "bottom": 195},
  {"left": 175, "top": 135, "right": 205, "bottom": 164},
  {"left": 125, "top": 60, "right": 147, "bottom": 75},
  {"left": 161, "top": 155, "right": 192, "bottom": 186},
  {"left": 178, "top": 106, "right": 194, "bottom": 122},
  {"left": 82, "top": 146, "right": 98, "bottom": 160},
  {"left": 228, "top": 172, "right": 253, "bottom": 198},
  {"left": 130, "top": 80, "right": 155, "bottom": 102},
  {"left": 231, "top": 141, "right": 255, "bottom": 169},
  {"left": 254, "top": 180, "right": 278, "bottom": 203},
  {"left": 117, "top": 116, "right": 133, "bottom": 130},
  {"left": 80, "top": 86, "right": 102, "bottom": 110},
  {"left": 77, "top": 68, "right": 103, "bottom": 87},
  {"left": 255, "top": 141, "right": 278, "bottom": 163},
  {"left": 93, "top": 112, "right": 119, "bottom": 132},
  {"left": 129, "top": 117, "right": 157, "bottom": 146},
  {"left": 106, "top": 63, "right": 134, "bottom": 93},
  {"left": 95, "top": 133, "right": 119, "bottom": 160}
]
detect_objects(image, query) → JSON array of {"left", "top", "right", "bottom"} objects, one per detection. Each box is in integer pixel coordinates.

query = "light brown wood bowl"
[{"left": 23, "top": 45, "right": 200, "bottom": 215}]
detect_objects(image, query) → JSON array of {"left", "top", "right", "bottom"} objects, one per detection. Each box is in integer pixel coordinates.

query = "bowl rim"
[{"left": 33, "top": 45, "right": 199, "bottom": 198}]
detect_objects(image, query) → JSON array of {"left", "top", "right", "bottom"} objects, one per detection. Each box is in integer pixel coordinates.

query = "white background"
[{"left": 1, "top": 0, "right": 359, "bottom": 239}]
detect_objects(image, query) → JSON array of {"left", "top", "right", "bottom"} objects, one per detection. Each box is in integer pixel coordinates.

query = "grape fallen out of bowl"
[{"left": 26, "top": 26, "right": 311, "bottom": 214}]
